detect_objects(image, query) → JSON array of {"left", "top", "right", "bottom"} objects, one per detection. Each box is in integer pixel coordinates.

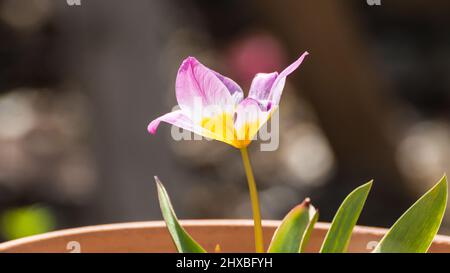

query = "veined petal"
[
  {"left": 200, "top": 112, "right": 236, "bottom": 146},
  {"left": 248, "top": 72, "right": 278, "bottom": 101},
  {"left": 175, "top": 57, "right": 237, "bottom": 116},
  {"left": 233, "top": 98, "right": 274, "bottom": 147},
  {"left": 148, "top": 110, "right": 216, "bottom": 140},
  {"left": 269, "top": 51, "right": 309, "bottom": 105},
  {"left": 213, "top": 71, "right": 244, "bottom": 105},
  {"left": 149, "top": 110, "right": 241, "bottom": 147}
]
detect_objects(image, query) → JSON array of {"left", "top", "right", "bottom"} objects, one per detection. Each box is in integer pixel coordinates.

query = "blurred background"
[{"left": 0, "top": 0, "right": 449, "bottom": 242}]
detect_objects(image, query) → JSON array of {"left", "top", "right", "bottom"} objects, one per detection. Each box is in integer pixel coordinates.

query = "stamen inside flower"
[{"left": 199, "top": 111, "right": 270, "bottom": 149}]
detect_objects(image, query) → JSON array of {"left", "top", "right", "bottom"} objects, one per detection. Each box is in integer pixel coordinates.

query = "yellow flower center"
[{"left": 200, "top": 113, "right": 262, "bottom": 148}]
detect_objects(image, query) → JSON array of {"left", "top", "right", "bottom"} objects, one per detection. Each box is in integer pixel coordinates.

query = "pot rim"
[{"left": 1, "top": 219, "right": 450, "bottom": 251}]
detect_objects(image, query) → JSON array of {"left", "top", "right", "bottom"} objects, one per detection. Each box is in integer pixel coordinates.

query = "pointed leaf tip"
[
  {"left": 320, "top": 181, "right": 373, "bottom": 253},
  {"left": 154, "top": 176, "right": 164, "bottom": 189},
  {"left": 155, "top": 178, "right": 206, "bottom": 253},
  {"left": 268, "top": 198, "right": 318, "bottom": 253},
  {"left": 303, "top": 197, "right": 311, "bottom": 207},
  {"left": 374, "top": 175, "right": 447, "bottom": 253}
]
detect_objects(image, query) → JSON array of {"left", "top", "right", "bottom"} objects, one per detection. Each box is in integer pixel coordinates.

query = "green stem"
[{"left": 240, "top": 147, "right": 264, "bottom": 253}]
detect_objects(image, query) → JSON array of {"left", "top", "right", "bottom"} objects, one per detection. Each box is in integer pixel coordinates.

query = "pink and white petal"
[
  {"left": 269, "top": 51, "right": 309, "bottom": 105},
  {"left": 234, "top": 98, "right": 273, "bottom": 142},
  {"left": 175, "top": 57, "right": 235, "bottom": 115},
  {"left": 148, "top": 110, "right": 216, "bottom": 139},
  {"left": 248, "top": 72, "right": 278, "bottom": 101},
  {"left": 213, "top": 71, "right": 244, "bottom": 104}
]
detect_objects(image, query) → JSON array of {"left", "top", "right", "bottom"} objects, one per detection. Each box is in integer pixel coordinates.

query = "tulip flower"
[
  {"left": 148, "top": 52, "right": 309, "bottom": 252},
  {"left": 148, "top": 51, "right": 308, "bottom": 147}
]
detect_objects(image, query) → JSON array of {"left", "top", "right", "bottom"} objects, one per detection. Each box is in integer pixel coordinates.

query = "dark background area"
[{"left": 0, "top": 0, "right": 449, "bottom": 241}]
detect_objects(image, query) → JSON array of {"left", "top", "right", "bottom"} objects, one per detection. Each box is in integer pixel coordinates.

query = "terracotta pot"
[{"left": 0, "top": 220, "right": 450, "bottom": 253}]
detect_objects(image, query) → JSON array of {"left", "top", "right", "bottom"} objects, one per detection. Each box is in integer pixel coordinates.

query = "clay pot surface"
[{"left": 1, "top": 220, "right": 450, "bottom": 253}]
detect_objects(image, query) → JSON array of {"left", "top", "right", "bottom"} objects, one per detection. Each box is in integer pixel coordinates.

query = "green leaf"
[
  {"left": 373, "top": 175, "right": 448, "bottom": 253},
  {"left": 320, "top": 181, "right": 373, "bottom": 253},
  {"left": 267, "top": 198, "right": 318, "bottom": 253},
  {"left": 299, "top": 205, "right": 319, "bottom": 253},
  {"left": 155, "top": 176, "right": 206, "bottom": 253}
]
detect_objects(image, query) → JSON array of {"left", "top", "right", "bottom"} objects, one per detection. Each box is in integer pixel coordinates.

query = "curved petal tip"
[
  {"left": 147, "top": 119, "right": 160, "bottom": 135},
  {"left": 179, "top": 56, "right": 198, "bottom": 70}
]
